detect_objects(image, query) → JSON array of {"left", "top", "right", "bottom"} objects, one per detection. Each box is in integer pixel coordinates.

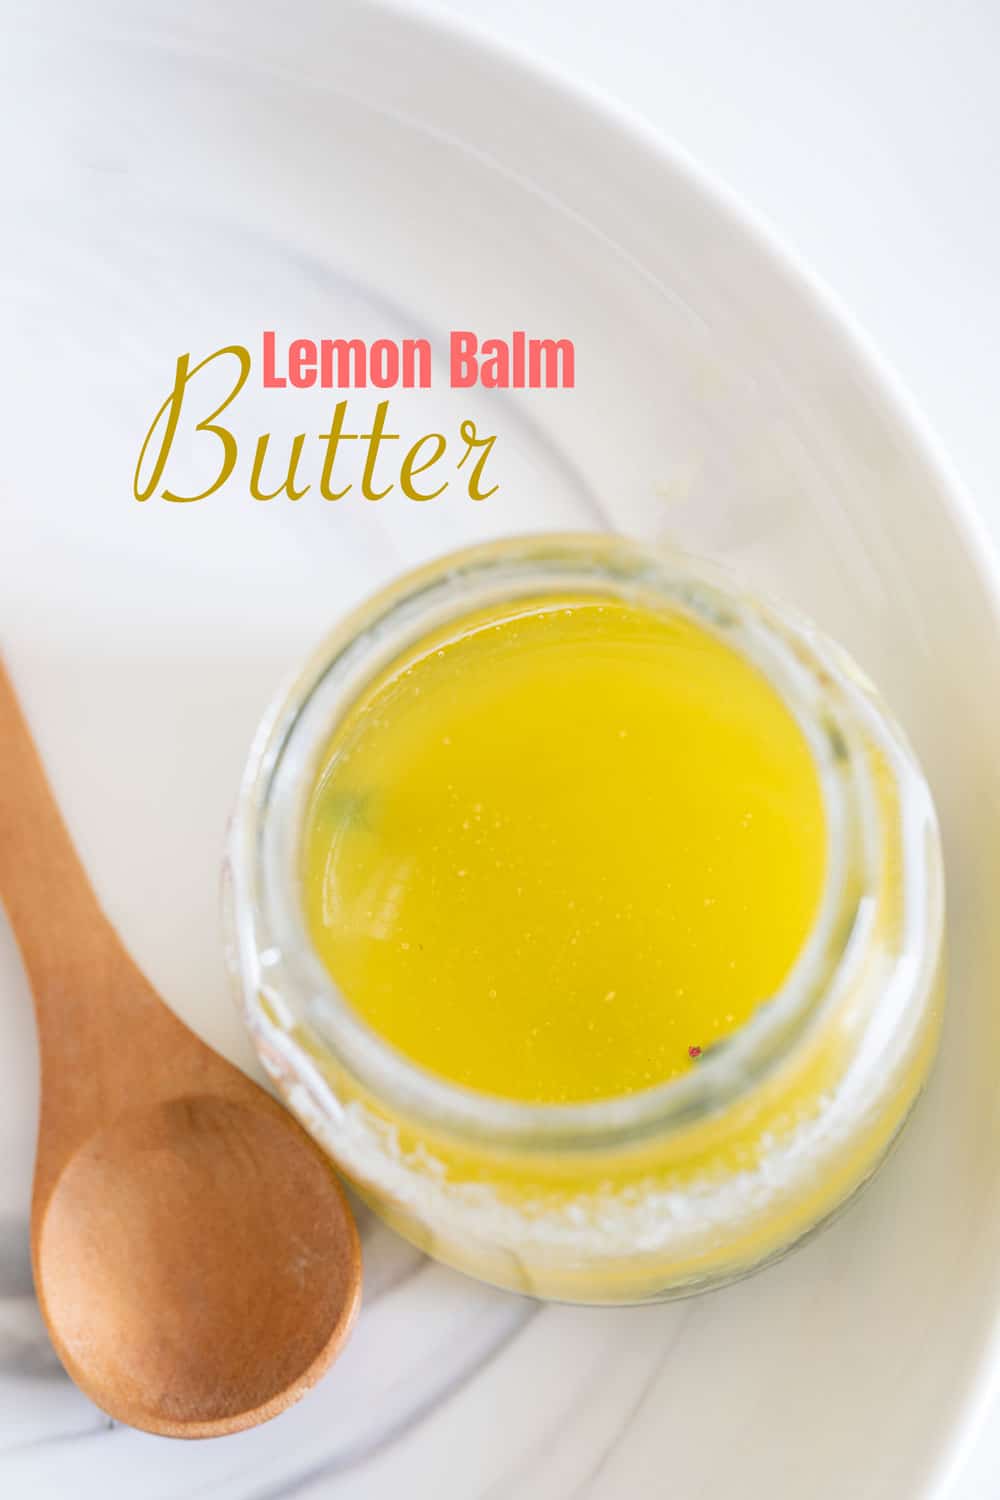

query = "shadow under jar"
[{"left": 224, "top": 533, "right": 944, "bottom": 1305}]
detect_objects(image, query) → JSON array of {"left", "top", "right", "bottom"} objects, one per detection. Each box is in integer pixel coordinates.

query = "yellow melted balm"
[
  {"left": 303, "top": 599, "right": 827, "bottom": 1104},
  {"left": 231, "top": 536, "right": 944, "bottom": 1303}
]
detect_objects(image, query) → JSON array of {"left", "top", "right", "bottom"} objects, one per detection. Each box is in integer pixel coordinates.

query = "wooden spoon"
[{"left": 0, "top": 661, "right": 361, "bottom": 1438}]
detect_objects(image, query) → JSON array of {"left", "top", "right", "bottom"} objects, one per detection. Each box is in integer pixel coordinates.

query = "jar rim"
[{"left": 230, "top": 533, "right": 908, "bottom": 1152}]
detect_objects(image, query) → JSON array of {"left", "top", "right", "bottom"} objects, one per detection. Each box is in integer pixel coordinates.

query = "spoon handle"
[
  {"left": 0, "top": 659, "right": 110, "bottom": 992},
  {"left": 0, "top": 659, "right": 188, "bottom": 1188}
]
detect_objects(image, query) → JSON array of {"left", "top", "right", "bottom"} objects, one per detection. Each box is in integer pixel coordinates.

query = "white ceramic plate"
[{"left": 3, "top": 4, "right": 1000, "bottom": 1497}]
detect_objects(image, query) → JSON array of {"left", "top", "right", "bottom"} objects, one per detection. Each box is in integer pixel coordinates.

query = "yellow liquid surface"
[{"left": 303, "top": 597, "right": 827, "bottom": 1103}]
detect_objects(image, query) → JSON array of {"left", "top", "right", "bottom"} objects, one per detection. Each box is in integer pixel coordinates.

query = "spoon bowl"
[{"left": 36, "top": 1094, "right": 360, "bottom": 1438}]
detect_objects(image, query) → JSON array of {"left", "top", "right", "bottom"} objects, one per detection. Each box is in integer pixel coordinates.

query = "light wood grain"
[{"left": 0, "top": 660, "right": 361, "bottom": 1438}]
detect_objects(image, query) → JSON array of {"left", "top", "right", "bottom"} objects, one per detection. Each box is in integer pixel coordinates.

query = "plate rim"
[{"left": 362, "top": 3, "right": 1000, "bottom": 1494}]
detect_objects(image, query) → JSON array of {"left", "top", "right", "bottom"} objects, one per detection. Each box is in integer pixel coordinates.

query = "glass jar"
[{"left": 224, "top": 533, "right": 944, "bottom": 1304}]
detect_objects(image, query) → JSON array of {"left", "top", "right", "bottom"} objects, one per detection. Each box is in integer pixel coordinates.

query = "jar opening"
[{"left": 236, "top": 534, "right": 874, "bottom": 1152}]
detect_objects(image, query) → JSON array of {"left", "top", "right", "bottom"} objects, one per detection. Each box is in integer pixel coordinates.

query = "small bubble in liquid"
[
  {"left": 457, "top": 869, "right": 467, "bottom": 878},
  {"left": 605, "top": 990, "right": 616, "bottom": 1002}
]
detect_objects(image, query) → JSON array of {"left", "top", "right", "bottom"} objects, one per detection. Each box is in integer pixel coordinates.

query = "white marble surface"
[{"left": 3, "top": 2, "right": 1000, "bottom": 1496}]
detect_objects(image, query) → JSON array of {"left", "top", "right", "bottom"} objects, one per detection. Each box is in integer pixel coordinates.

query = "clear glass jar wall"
[{"left": 225, "top": 535, "right": 944, "bottom": 1305}]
